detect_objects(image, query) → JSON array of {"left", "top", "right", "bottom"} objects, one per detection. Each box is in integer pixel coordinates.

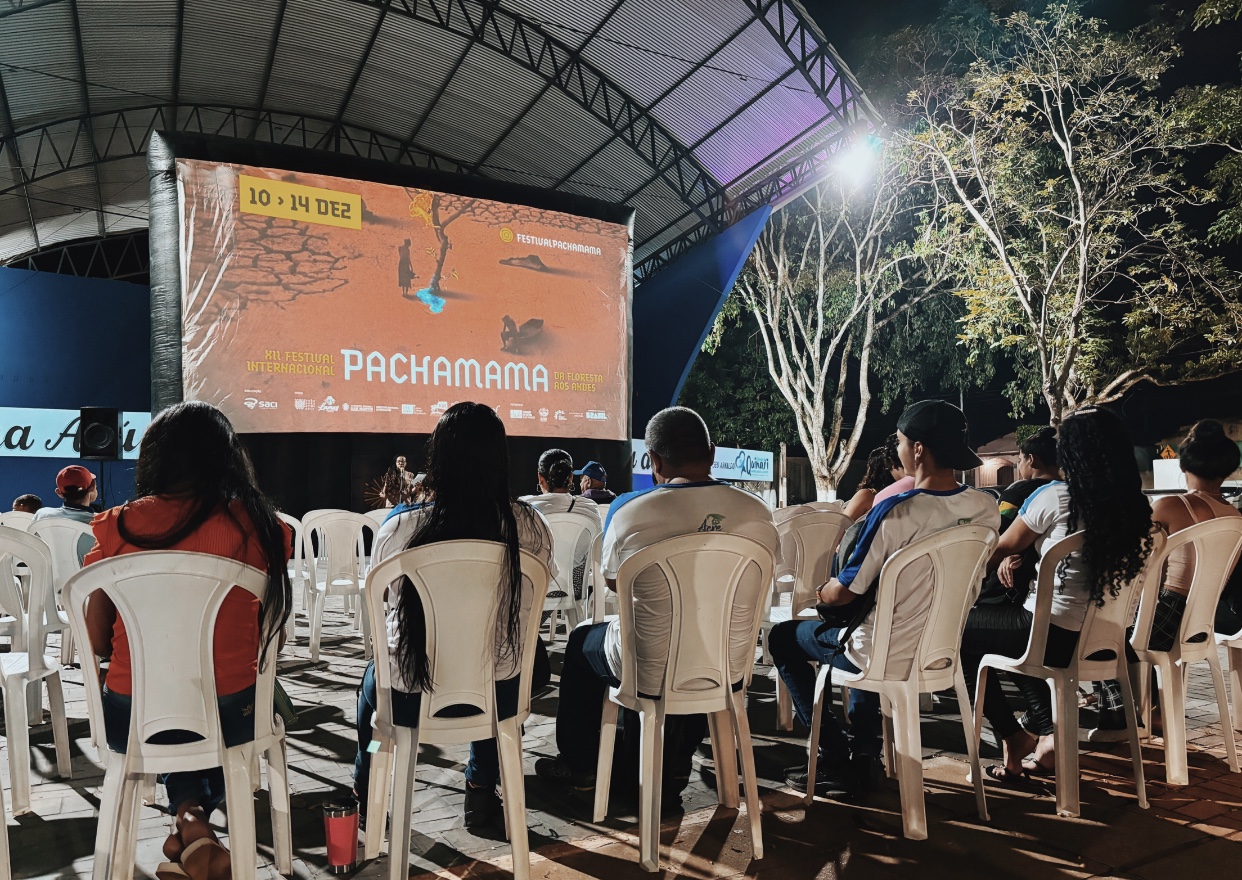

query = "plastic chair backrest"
[
  {"left": 613, "top": 533, "right": 775, "bottom": 714},
  {"left": 28, "top": 518, "right": 92, "bottom": 592},
  {"left": 806, "top": 501, "right": 844, "bottom": 512},
  {"left": 859, "top": 524, "right": 997, "bottom": 683},
  {"left": 1133, "top": 517, "right": 1242, "bottom": 652},
  {"left": 544, "top": 512, "right": 597, "bottom": 596},
  {"left": 366, "top": 508, "right": 394, "bottom": 526},
  {"left": 276, "top": 512, "right": 308, "bottom": 585},
  {"left": 62, "top": 551, "right": 272, "bottom": 771},
  {"left": 364, "top": 540, "right": 550, "bottom": 744},
  {"left": 773, "top": 504, "right": 815, "bottom": 525},
  {"left": 786, "top": 510, "right": 852, "bottom": 616},
  {"left": 0, "top": 525, "right": 54, "bottom": 669},
  {"left": 303, "top": 510, "right": 374, "bottom": 590},
  {"left": 1076, "top": 529, "right": 1165, "bottom": 676},
  {"left": 0, "top": 511, "right": 34, "bottom": 531}
]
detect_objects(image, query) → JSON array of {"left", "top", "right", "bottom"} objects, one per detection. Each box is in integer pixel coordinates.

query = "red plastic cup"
[{"left": 323, "top": 799, "right": 360, "bottom": 873}]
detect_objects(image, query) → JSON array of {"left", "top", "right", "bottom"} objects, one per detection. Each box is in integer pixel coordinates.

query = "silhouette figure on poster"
[{"left": 397, "top": 239, "right": 417, "bottom": 297}]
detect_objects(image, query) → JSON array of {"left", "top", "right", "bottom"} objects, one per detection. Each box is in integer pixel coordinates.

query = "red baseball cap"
[{"left": 56, "top": 465, "right": 96, "bottom": 492}]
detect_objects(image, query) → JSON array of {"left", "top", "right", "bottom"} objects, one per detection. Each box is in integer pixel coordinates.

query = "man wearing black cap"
[
  {"left": 769, "top": 400, "right": 999, "bottom": 800},
  {"left": 575, "top": 461, "right": 616, "bottom": 504}
]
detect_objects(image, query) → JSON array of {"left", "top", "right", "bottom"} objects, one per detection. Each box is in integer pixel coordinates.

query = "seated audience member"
[
  {"left": 84, "top": 401, "right": 292, "bottom": 880},
  {"left": 535, "top": 406, "right": 780, "bottom": 797},
  {"left": 354, "top": 403, "right": 555, "bottom": 831},
  {"left": 1090, "top": 419, "right": 1242, "bottom": 739},
  {"left": 522, "top": 450, "right": 602, "bottom": 603},
  {"left": 33, "top": 465, "right": 98, "bottom": 524},
  {"left": 870, "top": 433, "right": 913, "bottom": 504},
  {"left": 960, "top": 407, "right": 1153, "bottom": 782},
  {"left": 11, "top": 494, "right": 42, "bottom": 514},
  {"left": 842, "top": 445, "right": 898, "bottom": 521},
  {"left": 976, "top": 427, "right": 1060, "bottom": 605},
  {"left": 576, "top": 460, "right": 617, "bottom": 504},
  {"left": 771, "top": 400, "right": 998, "bottom": 799}
]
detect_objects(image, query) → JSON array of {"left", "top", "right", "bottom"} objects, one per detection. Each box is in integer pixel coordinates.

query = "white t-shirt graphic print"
[{"left": 600, "top": 480, "right": 780, "bottom": 696}]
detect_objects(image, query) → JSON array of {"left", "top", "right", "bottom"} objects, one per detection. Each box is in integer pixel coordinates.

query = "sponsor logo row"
[{"left": 248, "top": 395, "right": 609, "bottom": 424}]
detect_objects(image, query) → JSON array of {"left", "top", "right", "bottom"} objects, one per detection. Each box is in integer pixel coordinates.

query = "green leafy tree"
[{"left": 905, "top": 2, "right": 1242, "bottom": 423}]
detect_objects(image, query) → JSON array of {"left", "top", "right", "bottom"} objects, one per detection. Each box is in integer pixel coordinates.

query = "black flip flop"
[
  {"left": 1021, "top": 760, "right": 1055, "bottom": 778},
  {"left": 983, "top": 764, "right": 1039, "bottom": 789}
]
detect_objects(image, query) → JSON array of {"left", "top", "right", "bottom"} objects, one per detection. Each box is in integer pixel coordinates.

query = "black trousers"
[{"left": 960, "top": 604, "right": 1080, "bottom": 739}]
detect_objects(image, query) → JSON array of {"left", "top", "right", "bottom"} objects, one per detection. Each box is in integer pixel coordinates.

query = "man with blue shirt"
[
  {"left": 770, "top": 400, "right": 999, "bottom": 800},
  {"left": 535, "top": 406, "right": 780, "bottom": 797}
]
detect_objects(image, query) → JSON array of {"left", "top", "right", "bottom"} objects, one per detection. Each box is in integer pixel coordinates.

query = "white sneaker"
[{"left": 1086, "top": 726, "right": 1130, "bottom": 743}]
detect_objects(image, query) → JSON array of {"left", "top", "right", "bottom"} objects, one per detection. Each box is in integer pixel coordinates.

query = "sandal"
[
  {"left": 177, "top": 837, "right": 230, "bottom": 880},
  {"left": 155, "top": 863, "right": 188, "bottom": 880},
  {"left": 983, "top": 764, "right": 1038, "bottom": 788}
]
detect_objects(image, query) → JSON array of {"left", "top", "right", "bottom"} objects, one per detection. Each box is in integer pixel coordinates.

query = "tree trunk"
[{"left": 813, "top": 469, "right": 837, "bottom": 501}]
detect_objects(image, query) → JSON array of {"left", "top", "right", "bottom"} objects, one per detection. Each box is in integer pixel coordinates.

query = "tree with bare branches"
[{"left": 736, "top": 143, "right": 955, "bottom": 498}]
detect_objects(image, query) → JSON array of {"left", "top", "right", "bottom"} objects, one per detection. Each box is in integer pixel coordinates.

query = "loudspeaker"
[{"left": 78, "top": 407, "right": 121, "bottom": 460}]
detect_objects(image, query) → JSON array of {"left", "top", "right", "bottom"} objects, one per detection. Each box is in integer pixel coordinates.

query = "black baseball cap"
[{"left": 896, "top": 400, "right": 982, "bottom": 471}]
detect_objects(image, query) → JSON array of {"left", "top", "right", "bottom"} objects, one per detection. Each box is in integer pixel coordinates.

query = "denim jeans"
[
  {"left": 554, "top": 622, "right": 710, "bottom": 783},
  {"left": 768, "top": 620, "right": 880, "bottom": 763},
  {"left": 102, "top": 685, "right": 257, "bottom": 816},
  {"left": 353, "top": 638, "right": 550, "bottom": 803}
]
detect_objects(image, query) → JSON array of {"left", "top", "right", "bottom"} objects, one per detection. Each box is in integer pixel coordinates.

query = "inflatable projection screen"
[{"left": 148, "top": 133, "right": 634, "bottom": 441}]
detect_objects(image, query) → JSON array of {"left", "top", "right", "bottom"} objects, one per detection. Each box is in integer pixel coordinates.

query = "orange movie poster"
[{"left": 177, "top": 159, "right": 632, "bottom": 439}]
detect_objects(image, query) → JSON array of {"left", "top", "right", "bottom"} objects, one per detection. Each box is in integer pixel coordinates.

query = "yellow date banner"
[{"left": 239, "top": 174, "right": 362, "bottom": 230}]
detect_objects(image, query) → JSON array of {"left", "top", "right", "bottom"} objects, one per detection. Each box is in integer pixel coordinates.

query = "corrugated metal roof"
[{"left": 0, "top": 0, "right": 877, "bottom": 276}]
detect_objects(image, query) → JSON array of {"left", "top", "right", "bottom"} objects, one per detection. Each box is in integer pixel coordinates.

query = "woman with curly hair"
[
  {"left": 842, "top": 444, "right": 900, "bottom": 521},
  {"left": 353, "top": 402, "right": 555, "bottom": 831},
  {"left": 960, "top": 407, "right": 1154, "bottom": 784}
]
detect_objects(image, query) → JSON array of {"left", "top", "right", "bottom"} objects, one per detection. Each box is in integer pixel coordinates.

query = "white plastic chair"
[
  {"left": 28, "top": 518, "right": 93, "bottom": 665},
  {"left": 762, "top": 510, "right": 852, "bottom": 730},
  {"left": 974, "top": 530, "right": 1164, "bottom": 817},
  {"left": 807, "top": 524, "right": 996, "bottom": 839},
  {"left": 592, "top": 533, "right": 775, "bottom": 872},
  {"left": 366, "top": 507, "right": 395, "bottom": 527},
  {"left": 63, "top": 551, "right": 292, "bottom": 880},
  {"left": 0, "top": 526, "right": 72, "bottom": 814},
  {"left": 805, "top": 501, "right": 845, "bottom": 512},
  {"left": 0, "top": 511, "right": 34, "bottom": 531},
  {"left": 543, "top": 512, "right": 599, "bottom": 639},
  {"left": 360, "top": 541, "right": 551, "bottom": 880},
  {"left": 276, "top": 512, "right": 309, "bottom": 643},
  {"left": 1131, "top": 517, "right": 1242, "bottom": 785},
  {"left": 303, "top": 510, "right": 376, "bottom": 663}
]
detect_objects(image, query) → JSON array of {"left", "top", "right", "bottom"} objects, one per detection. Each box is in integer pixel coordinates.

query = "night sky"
[{"left": 792, "top": 0, "right": 1242, "bottom": 447}]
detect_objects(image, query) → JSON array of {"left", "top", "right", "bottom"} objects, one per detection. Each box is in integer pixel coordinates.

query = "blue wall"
[
  {"left": 0, "top": 268, "right": 150, "bottom": 508},
  {"left": 631, "top": 207, "right": 771, "bottom": 433}
]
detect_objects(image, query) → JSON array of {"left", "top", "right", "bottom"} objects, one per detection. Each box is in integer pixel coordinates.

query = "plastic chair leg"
[
  {"left": 953, "top": 668, "right": 988, "bottom": 823},
  {"left": 0, "top": 765, "right": 11, "bottom": 880},
  {"left": 60, "top": 626, "right": 75, "bottom": 667},
  {"left": 496, "top": 717, "right": 531, "bottom": 880},
  {"left": 364, "top": 732, "right": 394, "bottom": 860},
  {"left": 636, "top": 702, "right": 665, "bottom": 873},
  {"left": 804, "top": 667, "right": 829, "bottom": 806},
  {"left": 776, "top": 677, "right": 794, "bottom": 732},
  {"left": 1050, "top": 677, "right": 1080, "bottom": 817},
  {"left": 113, "top": 771, "right": 142, "bottom": 880},
  {"left": 140, "top": 775, "right": 158, "bottom": 806},
  {"left": 730, "top": 690, "right": 763, "bottom": 860},
  {"left": 1228, "top": 646, "right": 1242, "bottom": 730},
  {"left": 1117, "top": 663, "right": 1148, "bottom": 809},
  {"left": 265, "top": 738, "right": 294, "bottom": 875},
  {"left": 891, "top": 689, "right": 927, "bottom": 840},
  {"left": 308, "top": 591, "right": 323, "bottom": 663},
  {"left": 1155, "top": 660, "right": 1189, "bottom": 786},
  {"left": 881, "top": 695, "right": 896, "bottom": 779},
  {"left": 91, "top": 757, "right": 126, "bottom": 880},
  {"left": 4, "top": 679, "right": 31, "bottom": 815},
  {"left": 1206, "top": 651, "right": 1240, "bottom": 773},
  {"left": 592, "top": 697, "right": 619, "bottom": 823},
  {"left": 44, "top": 671, "right": 72, "bottom": 779},
  {"left": 707, "top": 710, "right": 739, "bottom": 809},
  {"left": 222, "top": 752, "right": 258, "bottom": 880},
  {"left": 359, "top": 594, "right": 373, "bottom": 662},
  {"left": 839, "top": 684, "right": 852, "bottom": 727},
  {"left": 387, "top": 730, "right": 419, "bottom": 880},
  {"left": 972, "top": 667, "right": 988, "bottom": 758},
  {"left": 1135, "top": 661, "right": 1153, "bottom": 743}
]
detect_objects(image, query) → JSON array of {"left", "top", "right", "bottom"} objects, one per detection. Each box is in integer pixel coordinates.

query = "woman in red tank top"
[{"left": 84, "top": 401, "right": 291, "bottom": 880}]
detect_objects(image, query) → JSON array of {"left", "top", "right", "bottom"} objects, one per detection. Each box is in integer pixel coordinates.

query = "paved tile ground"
[{"left": 7, "top": 599, "right": 1242, "bottom": 879}]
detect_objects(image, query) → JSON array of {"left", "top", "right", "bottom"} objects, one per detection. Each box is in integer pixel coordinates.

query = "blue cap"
[{"left": 573, "top": 461, "right": 608, "bottom": 482}]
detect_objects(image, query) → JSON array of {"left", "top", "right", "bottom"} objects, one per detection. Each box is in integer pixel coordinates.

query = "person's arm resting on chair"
[{"left": 815, "top": 579, "right": 855, "bottom": 606}]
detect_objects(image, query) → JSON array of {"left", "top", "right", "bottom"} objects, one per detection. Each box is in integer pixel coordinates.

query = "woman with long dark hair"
[
  {"left": 842, "top": 445, "right": 900, "bottom": 521},
  {"left": 84, "top": 401, "right": 292, "bottom": 879},
  {"left": 353, "top": 402, "right": 554, "bottom": 830},
  {"left": 960, "top": 407, "right": 1154, "bottom": 784}
]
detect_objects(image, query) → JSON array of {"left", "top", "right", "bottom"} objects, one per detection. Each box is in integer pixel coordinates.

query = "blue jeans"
[
  {"left": 768, "top": 620, "right": 881, "bottom": 763},
  {"left": 353, "top": 639, "right": 550, "bottom": 802},
  {"left": 102, "top": 685, "right": 257, "bottom": 816}
]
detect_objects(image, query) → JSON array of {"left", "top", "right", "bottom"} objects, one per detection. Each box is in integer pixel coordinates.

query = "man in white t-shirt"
[
  {"left": 535, "top": 407, "right": 780, "bottom": 796},
  {"left": 521, "top": 450, "right": 603, "bottom": 602},
  {"left": 770, "top": 400, "right": 998, "bottom": 800}
]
